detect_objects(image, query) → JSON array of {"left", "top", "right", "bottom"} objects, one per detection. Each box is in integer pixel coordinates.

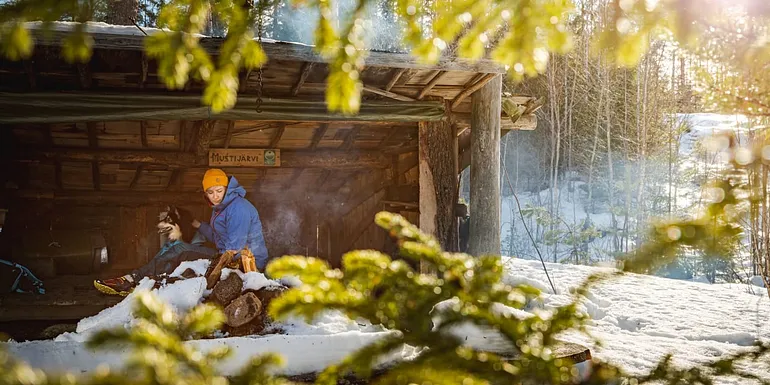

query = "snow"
[
  {"left": 504, "top": 258, "right": 770, "bottom": 382},
  {"left": 169, "top": 259, "right": 211, "bottom": 278},
  {"left": 22, "top": 21, "right": 310, "bottom": 46},
  {"left": 219, "top": 268, "right": 284, "bottom": 292},
  {"left": 57, "top": 277, "right": 208, "bottom": 342},
  {"left": 6, "top": 258, "right": 769, "bottom": 383}
]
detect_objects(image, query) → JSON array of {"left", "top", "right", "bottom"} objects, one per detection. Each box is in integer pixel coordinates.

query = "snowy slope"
[
  {"left": 5, "top": 258, "right": 769, "bottom": 383},
  {"left": 502, "top": 258, "right": 770, "bottom": 382}
]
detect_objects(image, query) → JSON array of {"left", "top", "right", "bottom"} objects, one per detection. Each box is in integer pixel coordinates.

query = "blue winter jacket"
[{"left": 198, "top": 176, "right": 269, "bottom": 270}]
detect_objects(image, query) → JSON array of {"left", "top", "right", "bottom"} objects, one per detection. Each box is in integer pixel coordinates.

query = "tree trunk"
[
  {"left": 468, "top": 75, "right": 502, "bottom": 257},
  {"left": 106, "top": 0, "right": 139, "bottom": 25},
  {"left": 418, "top": 104, "right": 458, "bottom": 255}
]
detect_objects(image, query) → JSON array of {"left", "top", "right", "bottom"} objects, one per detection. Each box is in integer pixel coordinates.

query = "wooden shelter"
[{"left": 0, "top": 26, "right": 537, "bottom": 323}]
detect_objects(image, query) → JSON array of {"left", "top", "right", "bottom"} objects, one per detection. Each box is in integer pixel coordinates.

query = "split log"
[
  {"left": 224, "top": 292, "right": 262, "bottom": 328},
  {"left": 211, "top": 272, "right": 244, "bottom": 307}
]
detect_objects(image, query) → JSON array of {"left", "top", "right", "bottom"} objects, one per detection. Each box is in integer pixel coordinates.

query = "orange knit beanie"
[{"left": 202, "top": 168, "right": 228, "bottom": 191}]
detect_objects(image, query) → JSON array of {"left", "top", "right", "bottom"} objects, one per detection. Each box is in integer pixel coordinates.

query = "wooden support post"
[
  {"left": 418, "top": 99, "right": 458, "bottom": 255},
  {"left": 467, "top": 74, "right": 501, "bottom": 256}
]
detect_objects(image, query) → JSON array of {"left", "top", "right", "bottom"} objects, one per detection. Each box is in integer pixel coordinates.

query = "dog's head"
[
  {"left": 158, "top": 205, "right": 197, "bottom": 243},
  {"left": 157, "top": 205, "right": 183, "bottom": 241}
]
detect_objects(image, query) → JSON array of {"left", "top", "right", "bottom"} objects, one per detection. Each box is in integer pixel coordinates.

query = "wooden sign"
[{"left": 208, "top": 149, "right": 281, "bottom": 167}]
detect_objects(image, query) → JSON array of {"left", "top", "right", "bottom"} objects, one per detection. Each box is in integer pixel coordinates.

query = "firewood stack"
[{"left": 157, "top": 249, "right": 289, "bottom": 337}]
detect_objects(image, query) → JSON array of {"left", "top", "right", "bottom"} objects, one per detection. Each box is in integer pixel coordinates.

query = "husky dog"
[{"left": 157, "top": 205, "right": 196, "bottom": 244}]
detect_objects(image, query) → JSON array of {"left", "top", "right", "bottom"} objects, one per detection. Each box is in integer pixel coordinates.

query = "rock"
[
  {"left": 224, "top": 292, "right": 262, "bottom": 327},
  {"left": 211, "top": 273, "right": 243, "bottom": 307},
  {"left": 181, "top": 268, "right": 199, "bottom": 279}
]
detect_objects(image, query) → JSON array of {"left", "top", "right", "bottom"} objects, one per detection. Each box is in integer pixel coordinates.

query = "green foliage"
[
  {"left": 1, "top": 290, "right": 291, "bottom": 385},
  {"left": 144, "top": 0, "right": 268, "bottom": 112},
  {"left": 268, "top": 211, "right": 595, "bottom": 385},
  {"left": 265, "top": 211, "right": 770, "bottom": 384},
  {"left": 2, "top": 212, "right": 770, "bottom": 384},
  {"left": 5, "top": 0, "right": 766, "bottom": 114}
]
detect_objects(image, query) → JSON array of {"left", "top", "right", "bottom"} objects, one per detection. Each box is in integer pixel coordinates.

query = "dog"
[{"left": 157, "top": 205, "right": 196, "bottom": 244}]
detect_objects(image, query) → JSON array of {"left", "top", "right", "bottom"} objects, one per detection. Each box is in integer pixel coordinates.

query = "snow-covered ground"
[
  {"left": 505, "top": 258, "right": 769, "bottom": 383},
  {"left": 4, "top": 258, "right": 769, "bottom": 383}
]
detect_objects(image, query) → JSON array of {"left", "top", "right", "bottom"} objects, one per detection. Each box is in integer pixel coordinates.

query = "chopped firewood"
[
  {"left": 241, "top": 248, "right": 258, "bottom": 273},
  {"left": 211, "top": 272, "right": 243, "bottom": 307},
  {"left": 224, "top": 292, "right": 262, "bottom": 327},
  {"left": 206, "top": 250, "right": 236, "bottom": 289}
]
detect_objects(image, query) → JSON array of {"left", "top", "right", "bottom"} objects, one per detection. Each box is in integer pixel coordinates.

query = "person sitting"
[{"left": 94, "top": 169, "right": 269, "bottom": 296}]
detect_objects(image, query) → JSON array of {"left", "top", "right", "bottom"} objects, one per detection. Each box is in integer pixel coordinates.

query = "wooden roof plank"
[{"left": 29, "top": 29, "right": 507, "bottom": 74}]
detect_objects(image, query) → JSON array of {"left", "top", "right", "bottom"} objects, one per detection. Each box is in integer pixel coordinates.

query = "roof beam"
[
  {"left": 362, "top": 85, "right": 415, "bottom": 102},
  {"left": 129, "top": 165, "right": 144, "bottom": 189},
  {"left": 239, "top": 69, "right": 252, "bottom": 93},
  {"left": 291, "top": 62, "right": 314, "bottom": 96},
  {"left": 455, "top": 113, "right": 537, "bottom": 131},
  {"left": 15, "top": 148, "right": 391, "bottom": 169},
  {"left": 140, "top": 121, "right": 149, "bottom": 147},
  {"left": 269, "top": 123, "right": 286, "bottom": 148},
  {"left": 417, "top": 70, "right": 448, "bottom": 100},
  {"left": 385, "top": 68, "right": 407, "bottom": 91},
  {"left": 378, "top": 126, "right": 399, "bottom": 147},
  {"left": 341, "top": 125, "right": 360, "bottom": 150},
  {"left": 309, "top": 123, "right": 328, "bottom": 150},
  {"left": 167, "top": 168, "right": 183, "bottom": 190},
  {"left": 223, "top": 121, "right": 235, "bottom": 148},
  {"left": 450, "top": 73, "right": 497, "bottom": 110}
]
